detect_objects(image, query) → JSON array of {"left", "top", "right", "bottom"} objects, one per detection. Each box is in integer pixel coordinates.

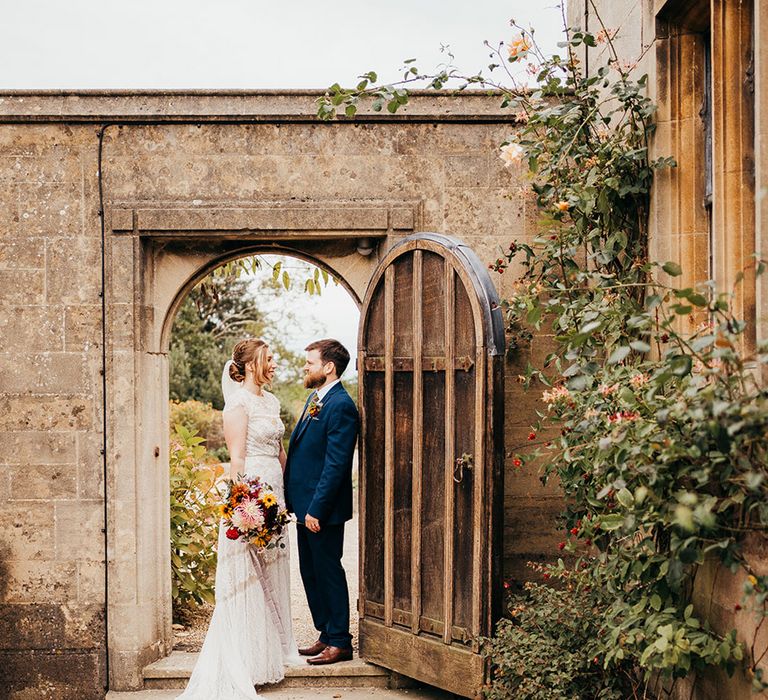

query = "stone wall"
[
  {"left": 0, "top": 93, "right": 562, "bottom": 697},
  {"left": 0, "top": 123, "right": 107, "bottom": 698}
]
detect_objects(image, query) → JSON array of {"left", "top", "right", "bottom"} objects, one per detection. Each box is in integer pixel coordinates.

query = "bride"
[{"left": 177, "top": 338, "right": 301, "bottom": 700}]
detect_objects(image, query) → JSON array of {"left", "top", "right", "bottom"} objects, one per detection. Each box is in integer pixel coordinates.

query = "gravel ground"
[{"left": 174, "top": 512, "right": 360, "bottom": 653}]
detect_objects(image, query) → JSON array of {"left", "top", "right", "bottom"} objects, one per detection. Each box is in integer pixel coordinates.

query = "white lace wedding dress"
[{"left": 177, "top": 388, "right": 301, "bottom": 700}]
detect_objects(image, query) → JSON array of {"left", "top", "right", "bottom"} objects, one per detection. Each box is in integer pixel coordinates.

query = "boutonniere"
[{"left": 307, "top": 397, "right": 323, "bottom": 419}]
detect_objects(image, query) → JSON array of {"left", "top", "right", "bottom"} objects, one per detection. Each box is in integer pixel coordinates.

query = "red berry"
[
  {"left": 528, "top": 432, "right": 536, "bottom": 441},
  {"left": 570, "top": 527, "right": 579, "bottom": 535},
  {"left": 558, "top": 541, "right": 566, "bottom": 550}
]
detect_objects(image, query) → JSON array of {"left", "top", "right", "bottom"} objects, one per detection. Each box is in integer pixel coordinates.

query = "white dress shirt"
[{"left": 316, "top": 378, "right": 341, "bottom": 402}]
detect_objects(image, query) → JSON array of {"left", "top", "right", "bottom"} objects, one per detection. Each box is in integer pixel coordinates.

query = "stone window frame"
[{"left": 655, "top": 0, "right": 756, "bottom": 352}]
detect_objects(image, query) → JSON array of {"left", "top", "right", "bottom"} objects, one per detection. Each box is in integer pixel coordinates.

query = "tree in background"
[{"left": 169, "top": 256, "right": 335, "bottom": 433}]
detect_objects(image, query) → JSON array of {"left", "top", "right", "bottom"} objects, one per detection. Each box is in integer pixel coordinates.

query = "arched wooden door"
[{"left": 357, "top": 233, "right": 505, "bottom": 698}]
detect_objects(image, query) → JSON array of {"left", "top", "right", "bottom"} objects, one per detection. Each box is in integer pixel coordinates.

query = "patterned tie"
[{"left": 302, "top": 391, "right": 319, "bottom": 422}]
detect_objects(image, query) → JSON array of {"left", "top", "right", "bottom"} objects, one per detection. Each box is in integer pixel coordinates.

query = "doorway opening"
[{"left": 166, "top": 252, "right": 361, "bottom": 656}]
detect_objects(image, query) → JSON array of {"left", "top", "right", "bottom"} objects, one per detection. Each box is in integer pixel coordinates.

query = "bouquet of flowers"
[{"left": 220, "top": 476, "right": 291, "bottom": 551}]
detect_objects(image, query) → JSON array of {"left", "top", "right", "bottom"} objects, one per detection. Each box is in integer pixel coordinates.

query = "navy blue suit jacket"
[{"left": 285, "top": 382, "right": 359, "bottom": 526}]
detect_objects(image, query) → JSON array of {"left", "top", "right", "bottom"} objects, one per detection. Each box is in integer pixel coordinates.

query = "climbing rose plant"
[{"left": 318, "top": 7, "right": 768, "bottom": 697}]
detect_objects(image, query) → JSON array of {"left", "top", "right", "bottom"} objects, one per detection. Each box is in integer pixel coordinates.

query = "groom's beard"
[{"left": 303, "top": 370, "right": 326, "bottom": 389}]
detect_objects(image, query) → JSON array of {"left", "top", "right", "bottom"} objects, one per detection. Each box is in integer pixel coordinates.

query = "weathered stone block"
[
  {"left": 0, "top": 503, "right": 55, "bottom": 561},
  {"left": 0, "top": 431, "right": 76, "bottom": 465},
  {"left": 9, "top": 464, "right": 77, "bottom": 500},
  {"left": 17, "top": 182, "right": 83, "bottom": 237},
  {"left": 76, "top": 561, "right": 106, "bottom": 604},
  {"left": 443, "top": 187, "right": 525, "bottom": 239},
  {"left": 0, "top": 395, "right": 93, "bottom": 431},
  {"left": 394, "top": 123, "right": 503, "bottom": 156},
  {"left": 61, "top": 602, "right": 105, "bottom": 648},
  {"left": 0, "top": 650, "right": 105, "bottom": 700},
  {"left": 0, "top": 603, "right": 66, "bottom": 650},
  {"left": 0, "top": 237, "right": 45, "bottom": 269},
  {"left": 0, "top": 602, "right": 102, "bottom": 650},
  {"left": 0, "top": 153, "right": 82, "bottom": 184},
  {"left": 444, "top": 155, "right": 490, "bottom": 188},
  {"left": 64, "top": 305, "right": 102, "bottom": 352},
  {"left": 0, "top": 352, "right": 88, "bottom": 393},
  {"left": 0, "top": 306, "right": 64, "bottom": 353},
  {"left": 46, "top": 237, "right": 101, "bottom": 304},
  {"left": 2, "top": 560, "right": 77, "bottom": 603},
  {"left": 77, "top": 432, "right": 104, "bottom": 500},
  {"left": 54, "top": 501, "right": 104, "bottom": 562},
  {"left": 106, "top": 303, "right": 134, "bottom": 349},
  {"left": 0, "top": 270, "right": 45, "bottom": 304}
]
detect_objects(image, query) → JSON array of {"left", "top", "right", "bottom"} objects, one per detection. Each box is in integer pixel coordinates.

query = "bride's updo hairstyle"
[{"left": 229, "top": 339, "right": 271, "bottom": 385}]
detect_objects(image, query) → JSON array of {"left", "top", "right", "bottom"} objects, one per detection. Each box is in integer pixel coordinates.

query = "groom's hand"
[{"left": 305, "top": 514, "right": 321, "bottom": 533}]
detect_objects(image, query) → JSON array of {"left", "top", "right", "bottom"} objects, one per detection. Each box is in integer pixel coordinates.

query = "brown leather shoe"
[
  {"left": 306, "top": 645, "right": 353, "bottom": 665},
  {"left": 298, "top": 640, "right": 327, "bottom": 656}
]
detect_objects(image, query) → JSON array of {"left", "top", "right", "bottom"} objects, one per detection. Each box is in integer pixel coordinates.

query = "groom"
[{"left": 285, "top": 338, "right": 359, "bottom": 665}]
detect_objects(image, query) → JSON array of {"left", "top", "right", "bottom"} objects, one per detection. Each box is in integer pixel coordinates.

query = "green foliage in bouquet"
[{"left": 170, "top": 423, "right": 224, "bottom": 613}]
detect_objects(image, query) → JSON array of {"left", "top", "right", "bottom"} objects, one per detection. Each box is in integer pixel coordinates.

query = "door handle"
[{"left": 453, "top": 453, "right": 474, "bottom": 483}]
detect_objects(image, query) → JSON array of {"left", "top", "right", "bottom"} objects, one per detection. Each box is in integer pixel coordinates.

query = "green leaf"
[
  {"left": 669, "top": 355, "right": 693, "bottom": 377},
  {"left": 674, "top": 504, "right": 695, "bottom": 531},
  {"left": 607, "top": 346, "right": 631, "bottom": 364},
  {"left": 600, "top": 514, "right": 625, "bottom": 531},
  {"left": 662, "top": 261, "right": 683, "bottom": 276},
  {"left": 630, "top": 340, "right": 651, "bottom": 353},
  {"left": 617, "top": 488, "right": 634, "bottom": 508}
]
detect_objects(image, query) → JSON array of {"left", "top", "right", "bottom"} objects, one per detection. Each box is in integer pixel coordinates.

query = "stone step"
[
  {"left": 108, "top": 687, "right": 454, "bottom": 700},
  {"left": 142, "top": 651, "right": 391, "bottom": 690}
]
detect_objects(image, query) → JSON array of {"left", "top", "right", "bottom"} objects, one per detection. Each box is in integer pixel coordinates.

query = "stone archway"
[{"left": 104, "top": 203, "right": 413, "bottom": 690}]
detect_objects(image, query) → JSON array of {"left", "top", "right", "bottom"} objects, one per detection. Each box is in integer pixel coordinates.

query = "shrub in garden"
[
  {"left": 170, "top": 423, "right": 224, "bottom": 614},
  {"left": 484, "top": 570, "right": 634, "bottom": 700},
  {"left": 170, "top": 399, "right": 227, "bottom": 457}
]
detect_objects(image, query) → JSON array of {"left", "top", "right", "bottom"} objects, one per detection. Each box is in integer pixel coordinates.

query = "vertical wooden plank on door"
[
  {"left": 384, "top": 265, "right": 395, "bottom": 627},
  {"left": 472, "top": 341, "right": 486, "bottom": 652},
  {"left": 411, "top": 250, "right": 423, "bottom": 634},
  {"left": 443, "top": 262, "right": 455, "bottom": 644},
  {"left": 363, "top": 283, "right": 386, "bottom": 613},
  {"left": 452, "top": 277, "right": 476, "bottom": 639},
  {"left": 358, "top": 346, "right": 367, "bottom": 614},
  {"left": 420, "top": 252, "right": 446, "bottom": 630},
  {"left": 392, "top": 255, "right": 414, "bottom": 621}
]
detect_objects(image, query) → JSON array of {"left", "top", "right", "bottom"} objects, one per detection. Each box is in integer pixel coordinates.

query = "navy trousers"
[{"left": 296, "top": 523, "right": 352, "bottom": 649}]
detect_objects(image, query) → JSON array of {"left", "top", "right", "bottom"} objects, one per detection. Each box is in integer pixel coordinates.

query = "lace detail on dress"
[
  {"left": 224, "top": 389, "right": 284, "bottom": 460},
  {"left": 176, "top": 388, "right": 299, "bottom": 700}
]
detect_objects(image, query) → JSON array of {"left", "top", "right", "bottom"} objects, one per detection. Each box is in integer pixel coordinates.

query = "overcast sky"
[{"left": 2, "top": 1, "right": 566, "bottom": 89}]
